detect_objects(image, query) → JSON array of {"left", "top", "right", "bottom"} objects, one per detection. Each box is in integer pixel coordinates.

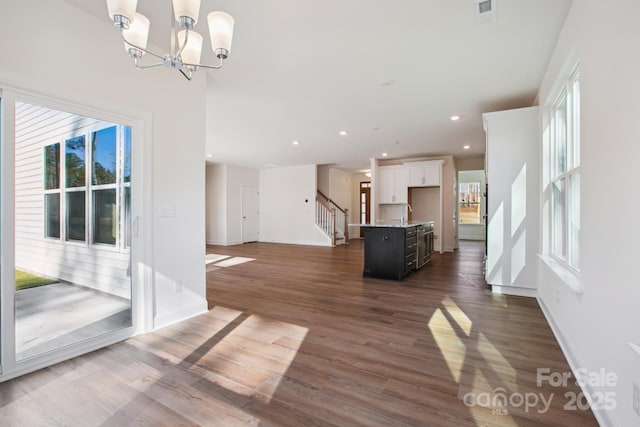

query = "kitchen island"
[{"left": 355, "top": 221, "right": 434, "bottom": 280}]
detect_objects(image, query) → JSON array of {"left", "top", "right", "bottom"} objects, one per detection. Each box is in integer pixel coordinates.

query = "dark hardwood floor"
[{"left": 0, "top": 240, "right": 598, "bottom": 426}]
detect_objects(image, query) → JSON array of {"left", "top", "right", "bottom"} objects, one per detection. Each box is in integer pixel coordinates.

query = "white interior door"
[{"left": 242, "top": 186, "right": 259, "bottom": 243}]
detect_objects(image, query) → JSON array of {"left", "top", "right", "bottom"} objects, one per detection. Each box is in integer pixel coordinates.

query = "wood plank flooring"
[{"left": 0, "top": 240, "right": 598, "bottom": 426}]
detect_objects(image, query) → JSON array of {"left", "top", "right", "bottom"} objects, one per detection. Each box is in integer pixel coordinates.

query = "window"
[
  {"left": 43, "top": 125, "right": 131, "bottom": 249},
  {"left": 44, "top": 143, "right": 61, "bottom": 238},
  {"left": 459, "top": 182, "right": 482, "bottom": 224},
  {"left": 548, "top": 65, "right": 580, "bottom": 270}
]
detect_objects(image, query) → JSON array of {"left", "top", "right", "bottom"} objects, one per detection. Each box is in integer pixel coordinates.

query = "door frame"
[
  {"left": 359, "top": 181, "right": 371, "bottom": 237},
  {"left": 0, "top": 86, "right": 151, "bottom": 382}
]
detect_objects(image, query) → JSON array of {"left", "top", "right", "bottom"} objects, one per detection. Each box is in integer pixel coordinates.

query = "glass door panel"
[{"left": 13, "top": 100, "right": 133, "bottom": 361}]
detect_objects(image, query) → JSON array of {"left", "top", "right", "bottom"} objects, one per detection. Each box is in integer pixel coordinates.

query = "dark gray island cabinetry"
[{"left": 359, "top": 221, "right": 434, "bottom": 281}]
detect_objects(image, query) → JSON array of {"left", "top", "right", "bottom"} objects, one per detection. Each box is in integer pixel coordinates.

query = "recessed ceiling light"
[
  {"left": 339, "top": 130, "right": 348, "bottom": 136},
  {"left": 292, "top": 140, "right": 300, "bottom": 145},
  {"left": 381, "top": 152, "right": 388, "bottom": 157},
  {"left": 393, "top": 141, "right": 400, "bottom": 145},
  {"left": 380, "top": 79, "right": 395, "bottom": 87},
  {"left": 207, "top": 154, "right": 213, "bottom": 158},
  {"left": 463, "top": 145, "right": 471, "bottom": 150},
  {"left": 450, "top": 115, "right": 461, "bottom": 121},
  {"left": 372, "top": 127, "right": 381, "bottom": 131}
]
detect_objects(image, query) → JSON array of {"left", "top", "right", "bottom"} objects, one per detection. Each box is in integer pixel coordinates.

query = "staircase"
[{"left": 316, "top": 190, "right": 349, "bottom": 247}]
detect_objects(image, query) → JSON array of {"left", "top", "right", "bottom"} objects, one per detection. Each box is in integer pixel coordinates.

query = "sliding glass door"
[{"left": 0, "top": 91, "right": 141, "bottom": 380}]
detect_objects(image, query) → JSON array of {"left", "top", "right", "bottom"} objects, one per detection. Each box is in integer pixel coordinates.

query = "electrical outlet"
[
  {"left": 174, "top": 280, "right": 183, "bottom": 294},
  {"left": 633, "top": 383, "right": 640, "bottom": 416}
]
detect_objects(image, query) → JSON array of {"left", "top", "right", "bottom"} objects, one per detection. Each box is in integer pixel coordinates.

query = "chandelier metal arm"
[
  {"left": 183, "top": 56, "right": 225, "bottom": 70},
  {"left": 133, "top": 57, "right": 165, "bottom": 69},
  {"left": 179, "top": 68, "right": 193, "bottom": 81}
]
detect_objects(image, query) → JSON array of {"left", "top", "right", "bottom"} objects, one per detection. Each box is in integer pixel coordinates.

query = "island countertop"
[{"left": 350, "top": 220, "right": 434, "bottom": 228}]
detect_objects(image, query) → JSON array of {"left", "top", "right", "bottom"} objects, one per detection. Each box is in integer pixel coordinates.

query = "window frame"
[{"left": 547, "top": 64, "right": 580, "bottom": 273}]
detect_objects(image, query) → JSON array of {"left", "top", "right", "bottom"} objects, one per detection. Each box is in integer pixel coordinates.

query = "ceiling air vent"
[{"left": 475, "top": 0, "right": 496, "bottom": 24}]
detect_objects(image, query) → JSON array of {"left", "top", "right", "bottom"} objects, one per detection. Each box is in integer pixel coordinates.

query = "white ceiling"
[{"left": 65, "top": 0, "right": 572, "bottom": 170}]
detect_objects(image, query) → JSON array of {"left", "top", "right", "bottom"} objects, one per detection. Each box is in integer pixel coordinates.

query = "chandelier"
[{"left": 106, "top": 0, "right": 234, "bottom": 80}]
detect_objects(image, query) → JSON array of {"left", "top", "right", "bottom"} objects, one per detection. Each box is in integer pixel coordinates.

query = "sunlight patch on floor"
[
  {"left": 206, "top": 255, "right": 256, "bottom": 268},
  {"left": 427, "top": 308, "right": 466, "bottom": 383},
  {"left": 206, "top": 254, "right": 231, "bottom": 264},
  {"left": 442, "top": 296, "right": 472, "bottom": 336},
  {"left": 205, "top": 308, "right": 308, "bottom": 403}
]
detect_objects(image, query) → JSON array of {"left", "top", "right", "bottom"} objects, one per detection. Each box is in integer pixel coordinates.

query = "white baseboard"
[
  {"left": 206, "top": 240, "right": 244, "bottom": 246},
  {"left": 258, "top": 238, "right": 332, "bottom": 247},
  {"left": 537, "top": 297, "right": 614, "bottom": 427},
  {"left": 491, "top": 284, "right": 537, "bottom": 298},
  {"left": 153, "top": 300, "right": 208, "bottom": 330}
]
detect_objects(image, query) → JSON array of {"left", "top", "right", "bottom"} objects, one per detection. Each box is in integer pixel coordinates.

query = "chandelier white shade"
[
  {"left": 123, "top": 13, "right": 149, "bottom": 56},
  {"left": 208, "top": 12, "right": 234, "bottom": 54},
  {"left": 106, "top": 0, "right": 234, "bottom": 80},
  {"left": 172, "top": 0, "right": 200, "bottom": 24},
  {"left": 178, "top": 30, "right": 203, "bottom": 67}
]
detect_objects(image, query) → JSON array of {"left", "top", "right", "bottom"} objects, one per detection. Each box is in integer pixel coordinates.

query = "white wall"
[
  {"left": 205, "top": 163, "right": 259, "bottom": 246},
  {"left": 537, "top": 2, "right": 640, "bottom": 426},
  {"left": 458, "top": 170, "right": 486, "bottom": 241},
  {"left": 259, "top": 165, "right": 330, "bottom": 246},
  {"left": 484, "top": 107, "right": 539, "bottom": 295},
  {"left": 456, "top": 156, "right": 485, "bottom": 171},
  {"left": 0, "top": 0, "right": 208, "bottom": 329},
  {"left": 205, "top": 164, "right": 227, "bottom": 245},
  {"left": 317, "top": 165, "right": 331, "bottom": 197}
]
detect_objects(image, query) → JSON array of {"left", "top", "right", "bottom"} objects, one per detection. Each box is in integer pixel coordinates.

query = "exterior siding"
[{"left": 14, "top": 101, "right": 131, "bottom": 299}]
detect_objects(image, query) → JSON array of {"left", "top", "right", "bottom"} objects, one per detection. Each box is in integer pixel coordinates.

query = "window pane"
[
  {"left": 551, "top": 179, "right": 566, "bottom": 257},
  {"left": 569, "top": 173, "right": 580, "bottom": 269},
  {"left": 92, "top": 126, "right": 117, "bottom": 185},
  {"left": 66, "top": 191, "right": 86, "bottom": 241},
  {"left": 124, "top": 126, "right": 132, "bottom": 183},
  {"left": 66, "top": 136, "right": 86, "bottom": 187},
  {"left": 571, "top": 78, "right": 580, "bottom": 168},
  {"left": 94, "top": 189, "right": 117, "bottom": 245},
  {"left": 44, "top": 143, "right": 60, "bottom": 190},
  {"left": 45, "top": 193, "right": 60, "bottom": 238},
  {"left": 554, "top": 94, "right": 567, "bottom": 176}
]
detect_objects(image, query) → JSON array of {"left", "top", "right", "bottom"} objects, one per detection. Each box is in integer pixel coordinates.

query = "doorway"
[
  {"left": 359, "top": 182, "right": 371, "bottom": 237},
  {"left": 0, "top": 91, "right": 142, "bottom": 381},
  {"left": 242, "top": 185, "right": 259, "bottom": 243}
]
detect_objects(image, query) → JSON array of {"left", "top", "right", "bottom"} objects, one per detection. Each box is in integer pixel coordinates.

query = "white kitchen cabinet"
[
  {"left": 405, "top": 161, "right": 441, "bottom": 187},
  {"left": 378, "top": 166, "right": 408, "bottom": 204}
]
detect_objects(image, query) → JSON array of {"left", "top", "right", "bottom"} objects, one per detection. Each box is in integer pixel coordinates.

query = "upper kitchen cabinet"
[
  {"left": 405, "top": 160, "right": 442, "bottom": 187},
  {"left": 378, "top": 166, "right": 408, "bottom": 204}
]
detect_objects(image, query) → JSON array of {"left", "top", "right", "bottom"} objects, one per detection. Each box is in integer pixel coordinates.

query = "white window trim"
[{"left": 541, "top": 62, "right": 581, "bottom": 292}]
